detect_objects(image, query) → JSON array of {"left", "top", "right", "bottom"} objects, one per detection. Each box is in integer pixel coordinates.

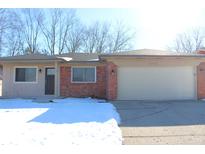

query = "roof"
[
  {"left": 106, "top": 49, "right": 174, "bottom": 55},
  {"left": 100, "top": 49, "right": 205, "bottom": 58},
  {"left": 0, "top": 54, "right": 58, "bottom": 61},
  {"left": 0, "top": 49, "right": 205, "bottom": 63},
  {"left": 57, "top": 53, "right": 99, "bottom": 62},
  {"left": 0, "top": 53, "right": 99, "bottom": 62}
]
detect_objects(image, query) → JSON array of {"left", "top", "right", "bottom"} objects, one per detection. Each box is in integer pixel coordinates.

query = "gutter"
[
  {"left": 99, "top": 54, "right": 205, "bottom": 60},
  {"left": 0, "top": 59, "right": 62, "bottom": 63},
  {"left": 0, "top": 59, "right": 104, "bottom": 65}
]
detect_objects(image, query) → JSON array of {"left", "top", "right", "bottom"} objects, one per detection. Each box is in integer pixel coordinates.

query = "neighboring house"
[{"left": 1, "top": 49, "right": 205, "bottom": 100}]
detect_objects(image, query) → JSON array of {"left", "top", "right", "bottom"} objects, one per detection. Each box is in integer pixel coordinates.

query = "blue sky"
[{"left": 76, "top": 8, "right": 205, "bottom": 50}]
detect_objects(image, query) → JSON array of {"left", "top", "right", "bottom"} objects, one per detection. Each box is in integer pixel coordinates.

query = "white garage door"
[{"left": 117, "top": 66, "right": 196, "bottom": 100}]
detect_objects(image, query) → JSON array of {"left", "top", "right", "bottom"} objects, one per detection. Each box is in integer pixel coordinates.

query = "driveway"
[{"left": 112, "top": 100, "right": 205, "bottom": 144}]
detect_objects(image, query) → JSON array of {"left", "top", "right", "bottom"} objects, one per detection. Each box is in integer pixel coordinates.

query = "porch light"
[
  {"left": 111, "top": 69, "right": 115, "bottom": 75},
  {"left": 38, "top": 69, "right": 42, "bottom": 73}
]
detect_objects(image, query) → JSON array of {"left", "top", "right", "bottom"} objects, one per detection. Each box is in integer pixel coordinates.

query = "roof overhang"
[
  {"left": 99, "top": 54, "right": 205, "bottom": 61},
  {"left": 59, "top": 60, "right": 101, "bottom": 63},
  {"left": 0, "top": 59, "right": 102, "bottom": 65},
  {"left": 0, "top": 59, "right": 62, "bottom": 64}
]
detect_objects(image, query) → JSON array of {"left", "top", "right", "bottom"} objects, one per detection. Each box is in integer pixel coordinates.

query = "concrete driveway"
[{"left": 112, "top": 100, "right": 205, "bottom": 144}]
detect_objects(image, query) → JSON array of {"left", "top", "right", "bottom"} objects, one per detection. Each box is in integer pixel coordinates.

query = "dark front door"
[{"left": 45, "top": 68, "right": 55, "bottom": 95}]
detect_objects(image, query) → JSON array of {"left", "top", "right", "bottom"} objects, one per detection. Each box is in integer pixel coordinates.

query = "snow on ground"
[{"left": 0, "top": 98, "right": 122, "bottom": 148}]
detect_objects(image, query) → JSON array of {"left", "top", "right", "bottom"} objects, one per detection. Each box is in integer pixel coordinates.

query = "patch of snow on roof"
[
  {"left": 88, "top": 58, "right": 99, "bottom": 61},
  {"left": 57, "top": 57, "right": 73, "bottom": 61}
]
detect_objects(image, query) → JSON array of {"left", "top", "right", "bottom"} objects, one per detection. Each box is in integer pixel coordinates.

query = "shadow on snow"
[{"left": 0, "top": 99, "right": 120, "bottom": 124}]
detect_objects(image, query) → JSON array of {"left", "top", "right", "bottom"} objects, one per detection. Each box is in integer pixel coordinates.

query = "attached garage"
[{"left": 117, "top": 66, "right": 196, "bottom": 100}]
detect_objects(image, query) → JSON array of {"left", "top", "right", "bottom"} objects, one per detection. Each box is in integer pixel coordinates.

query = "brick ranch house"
[{"left": 1, "top": 49, "right": 205, "bottom": 101}]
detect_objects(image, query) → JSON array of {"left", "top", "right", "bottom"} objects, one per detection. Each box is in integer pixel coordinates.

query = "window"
[
  {"left": 46, "top": 68, "right": 55, "bottom": 75},
  {"left": 72, "top": 67, "right": 96, "bottom": 83},
  {"left": 15, "top": 67, "right": 37, "bottom": 82}
]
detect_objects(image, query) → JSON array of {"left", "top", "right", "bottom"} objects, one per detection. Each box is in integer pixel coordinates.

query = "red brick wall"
[
  {"left": 197, "top": 50, "right": 205, "bottom": 54},
  {"left": 60, "top": 65, "right": 106, "bottom": 99},
  {"left": 106, "top": 62, "right": 117, "bottom": 100},
  {"left": 197, "top": 62, "right": 205, "bottom": 99}
]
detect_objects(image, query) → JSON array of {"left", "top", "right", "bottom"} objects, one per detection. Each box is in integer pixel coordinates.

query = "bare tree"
[
  {"left": 40, "top": 9, "right": 77, "bottom": 55},
  {"left": 40, "top": 9, "right": 59, "bottom": 55},
  {"left": 19, "top": 9, "right": 44, "bottom": 54},
  {"left": 0, "top": 9, "right": 136, "bottom": 56},
  {"left": 5, "top": 10, "right": 24, "bottom": 56},
  {"left": 66, "top": 22, "right": 85, "bottom": 53},
  {"left": 58, "top": 10, "right": 77, "bottom": 54},
  {"left": 83, "top": 22, "right": 100, "bottom": 53},
  {"left": 0, "top": 9, "right": 9, "bottom": 31},
  {"left": 0, "top": 9, "right": 10, "bottom": 56},
  {"left": 169, "top": 28, "right": 205, "bottom": 53},
  {"left": 95, "top": 23, "right": 110, "bottom": 53},
  {"left": 108, "top": 22, "right": 135, "bottom": 52},
  {"left": 6, "top": 27, "right": 24, "bottom": 56},
  {"left": 66, "top": 21, "right": 111, "bottom": 53},
  {"left": 83, "top": 21, "right": 135, "bottom": 53}
]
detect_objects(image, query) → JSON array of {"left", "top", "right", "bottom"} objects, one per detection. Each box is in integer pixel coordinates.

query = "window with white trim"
[
  {"left": 72, "top": 67, "right": 96, "bottom": 83},
  {"left": 15, "top": 68, "right": 37, "bottom": 82}
]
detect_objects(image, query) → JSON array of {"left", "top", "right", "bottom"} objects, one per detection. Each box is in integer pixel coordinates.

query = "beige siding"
[
  {"left": 2, "top": 63, "right": 57, "bottom": 98},
  {"left": 108, "top": 57, "right": 201, "bottom": 67}
]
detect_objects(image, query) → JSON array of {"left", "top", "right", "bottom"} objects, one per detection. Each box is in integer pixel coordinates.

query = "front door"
[{"left": 45, "top": 68, "right": 55, "bottom": 95}]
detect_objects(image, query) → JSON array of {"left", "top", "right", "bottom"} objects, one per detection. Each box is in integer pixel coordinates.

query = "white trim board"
[
  {"left": 13, "top": 66, "right": 38, "bottom": 84},
  {"left": 71, "top": 66, "right": 97, "bottom": 83}
]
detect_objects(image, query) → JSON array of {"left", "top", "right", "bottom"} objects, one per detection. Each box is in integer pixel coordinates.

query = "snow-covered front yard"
[{"left": 0, "top": 98, "right": 122, "bottom": 147}]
